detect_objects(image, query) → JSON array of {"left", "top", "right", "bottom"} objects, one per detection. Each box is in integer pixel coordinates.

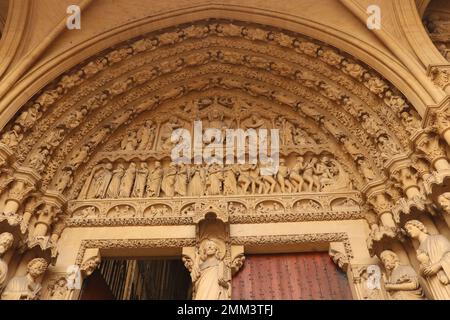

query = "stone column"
[
  {"left": 50, "top": 219, "right": 66, "bottom": 244},
  {"left": 33, "top": 191, "right": 66, "bottom": 238},
  {"left": 369, "top": 193, "right": 396, "bottom": 229},
  {"left": 2, "top": 167, "right": 40, "bottom": 216},
  {"left": 34, "top": 205, "right": 59, "bottom": 237}
]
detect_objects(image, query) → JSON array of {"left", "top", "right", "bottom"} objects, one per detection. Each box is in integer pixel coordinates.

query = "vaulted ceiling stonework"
[{"left": 0, "top": 0, "right": 450, "bottom": 301}]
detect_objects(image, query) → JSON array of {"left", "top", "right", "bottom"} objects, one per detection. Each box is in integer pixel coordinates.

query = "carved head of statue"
[
  {"left": 27, "top": 258, "right": 48, "bottom": 279},
  {"left": 12, "top": 124, "right": 22, "bottom": 133},
  {"left": 81, "top": 256, "right": 101, "bottom": 277},
  {"left": 199, "top": 239, "right": 224, "bottom": 261},
  {"left": 154, "top": 161, "right": 161, "bottom": 168},
  {"left": 0, "top": 232, "right": 14, "bottom": 255},
  {"left": 380, "top": 250, "right": 399, "bottom": 272},
  {"left": 405, "top": 220, "right": 428, "bottom": 239},
  {"left": 438, "top": 193, "right": 450, "bottom": 214},
  {"left": 105, "top": 163, "right": 113, "bottom": 170}
]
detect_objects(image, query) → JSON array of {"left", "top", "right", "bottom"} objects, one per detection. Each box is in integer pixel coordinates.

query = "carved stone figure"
[
  {"left": 160, "top": 117, "right": 182, "bottom": 151},
  {"left": 1, "top": 125, "right": 23, "bottom": 148},
  {"left": 356, "top": 158, "right": 376, "bottom": 182},
  {"left": 136, "top": 120, "right": 156, "bottom": 150},
  {"left": 47, "top": 277, "right": 68, "bottom": 300},
  {"left": 121, "top": 130, "right": 138, "bottom": 151},
  {"left": 277, "top": 116, "right": 295, "bottom": 146},
  {"left": 189, "top": 239, "right": 229, "bottom": 300},
  {"left": 237, "top": 164, "right": 255, "bottom": 194},
  {"left": 69, "top": 145, "right": 90, "bottom": 168},
  {"left": 118, "top": 163, "right": 136, "bottom": 198},
  {"left": 259, "top": 160, "right": 277, "bottom": 194},
  {"left": 131, "top": 163, "right": 149, "bottom": 198},
  {"left": 0, "top": 232, "right": 13, "bottom": 290},
  {"left": 17, "top": 105, "right": 41, "bottom": 129},
  {"left": 315, "top": 156, "right": 334, "bottom": 191},
  {"left": 405, "top": 220, "right": 450, "bottom": 299},
  {"left": 146, "top": 161, "right": 163, "bottom": 197},
  {"left": 438, "top": 193, "right": 450, "bottom": 215},
  {"left": 174, "top": 163, "right": 187, "bottom": 196},
  {"left": 89, "top": 163, "right": 113, "bottom": 199},
  {"left": 207, "top": 164, "right": 223, "bottom": 196},
  {"left": 1, "top": 258, "right": 48, "bottom": 300},
  {"left": 43, "top": 128, "right": 65, "bottom": 148},
  {"left": 106, "top": 164, "right": 125, "bottom": 198},
  {"left": 377, "top": 135, "right": 401, "bottom": 160},
  {"left": 55, "top": 168, "right": 73, "bottom": 193},
  {"left": 29, "top": 147, "right": 50, "bottom": 173},
  {"left": 161, "top": 162, "right": 177, "bottom": 197},
  {"left": 303, "top": 157, "right": 319, "bottom": 191},
  {"left": 241, "top": 114, "right": 265, "bottom": 129},
  {"left": 289, "top": 156, "right": 305, "bottom": 192},
  {"left": 380, "top": 250, "right": 425, "bottom": 300},
  {"left": 65, "top": 108, "right": 88, "bottom": 129},
  {"left": 223, "top": 165, "right": 238, "bottom": 195},
  {"left": 188, "top": 165, "right": 205, "bottom": 196},
  {"left": 277, "top": 159, "right": 293, "bottom": 193}
]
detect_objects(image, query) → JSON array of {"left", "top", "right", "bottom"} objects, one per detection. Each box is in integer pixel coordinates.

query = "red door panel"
[{"left": 232, "top": 252, "right": 352, "bottom": 300}]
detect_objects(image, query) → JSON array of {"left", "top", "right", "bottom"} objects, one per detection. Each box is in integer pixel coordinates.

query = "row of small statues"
[
  {"left": 82, "top": 156, "right": 345, "bottom": 199},
  {"left": 117, "top": 113, "right": 317, "bottom": 153}
]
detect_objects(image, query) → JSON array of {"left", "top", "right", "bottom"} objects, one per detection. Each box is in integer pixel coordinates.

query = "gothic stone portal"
[{"left": 0, "top": 18, "right": 449, "bottom": 301}]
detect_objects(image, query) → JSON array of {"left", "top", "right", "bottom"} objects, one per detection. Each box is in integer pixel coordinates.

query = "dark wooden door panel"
[{"left": 232, "top": 252, "right": 352, "bottom": 300}]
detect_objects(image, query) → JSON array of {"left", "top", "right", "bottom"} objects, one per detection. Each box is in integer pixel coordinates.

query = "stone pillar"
[
  {"left": 50, "top": 219, "right": 66, "bottom": 244},
  {"left": 21, "top": 197, "right": 40, "bottom": 233},
  {"left": 34, "top": 205, "right": 59, "bottom": 237},
  {"left": 33, "top": 191, "right": 66, "bottom": 238},
  {"left": 2, "top": 167, "right": 40, "bottom": 216},
  {"left": 369, "top": 193, "right": 396, "bottom": 228}
]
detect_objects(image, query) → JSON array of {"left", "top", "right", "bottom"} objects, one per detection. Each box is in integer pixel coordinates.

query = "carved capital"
[
  {"left": 415, "top": 132, "right": 447, "bottom": 167},
  {"left": 428, "top": 65, "right": 450, "bottom": 91},
  {"left": 368, "top": 193, "right": 393, "bottom": 216},
  {"left": 390, "top": 166, "right": 418, "bottom": 194}
]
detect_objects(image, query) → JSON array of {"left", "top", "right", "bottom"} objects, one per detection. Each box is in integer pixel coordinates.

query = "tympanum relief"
[{"left": 65, "top": 95, "right": 361, "bottom": 226}]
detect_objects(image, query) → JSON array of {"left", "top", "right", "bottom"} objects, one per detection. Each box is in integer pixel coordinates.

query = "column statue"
[
  {"left": 380, "top": 250, "right": 425, "bottom": 300},
  {"left": 405, "top": 220, "right": 450, "bottom": 299},
  {"left": 189, "top": 239, "right": 229, "bottom": 300},
  {"left": 1, "top": 258, "right": 48, "bottom": 300},
  {"left": 0, "top": 233, "right": 13, "bottom": 291}
]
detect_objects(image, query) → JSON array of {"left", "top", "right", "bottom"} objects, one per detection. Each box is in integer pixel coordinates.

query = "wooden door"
[{"left": 232, "top": 252, "right": 352, "bottom": 300}]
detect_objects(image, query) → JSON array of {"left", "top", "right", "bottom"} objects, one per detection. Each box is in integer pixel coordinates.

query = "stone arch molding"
[
  {"left": 0, "top": 19, "right": 442, "bottom": 227},
  {"left": 2, "top": 19, "right": 450, "bottom": 300}
]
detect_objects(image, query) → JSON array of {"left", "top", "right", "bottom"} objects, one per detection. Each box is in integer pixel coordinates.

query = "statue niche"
[{"left": 182, "top": 214, "right": 244, "bottom": 300}]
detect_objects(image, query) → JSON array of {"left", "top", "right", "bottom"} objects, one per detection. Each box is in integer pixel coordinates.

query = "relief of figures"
[{"left": 80, "top": 154, "right": 352, "bottom": 200}]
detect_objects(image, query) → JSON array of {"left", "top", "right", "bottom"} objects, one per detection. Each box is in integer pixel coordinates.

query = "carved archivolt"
[{"left": 0, "top": 20, "right": 422, "bottom": 202}]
